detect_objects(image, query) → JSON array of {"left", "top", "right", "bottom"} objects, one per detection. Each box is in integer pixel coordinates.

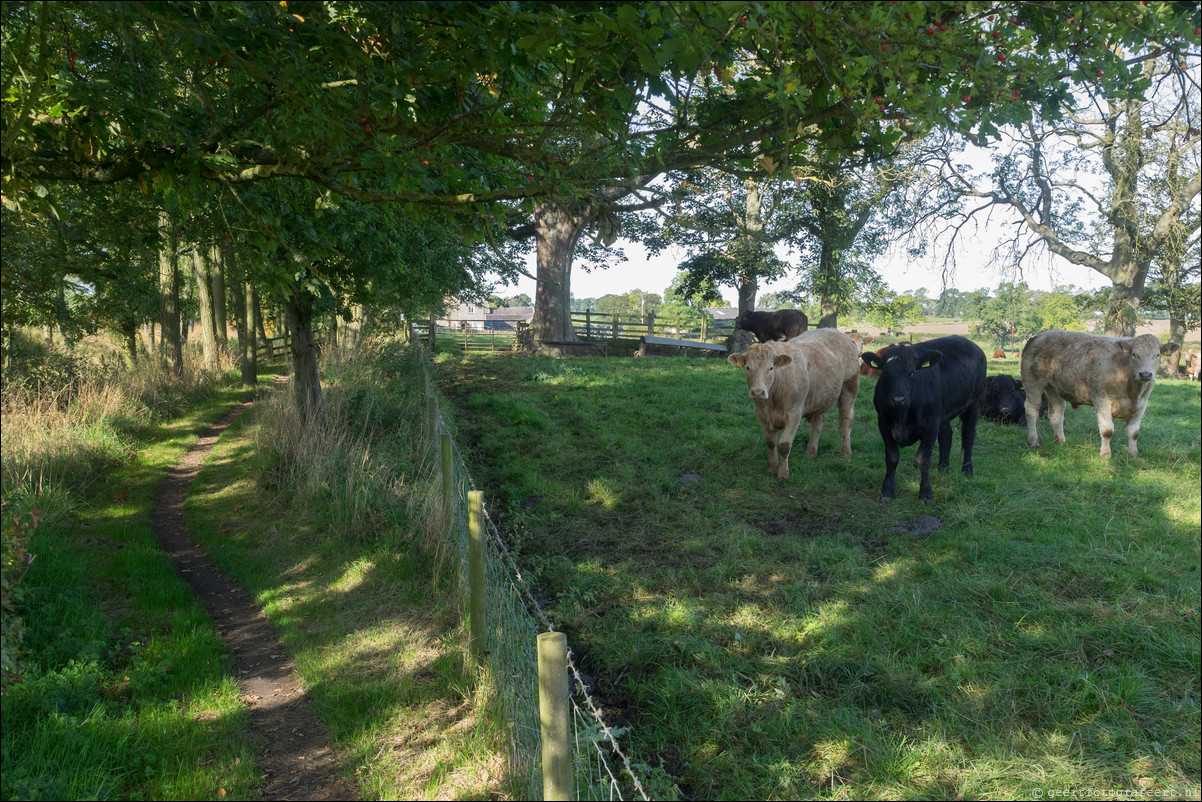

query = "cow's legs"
[
  {"left": 879, "top": 424, "right": 900, "bottom": 501},
  {"left": 960, "top": 403, "right": 979, "bottom": 476},
  {"left": 1025, "top": 382, "right": 1049, "bottom": 447},
  {"left": 1093, "top": 393, "right": 1116, "bottom": 458},
  {"left": 775, "top": 408, "right": 803, "bottom": 483},
  {"left": 805, "top": 414, "right": 824, "bottom": 458},
  {"left": 1046, "top": 390, "right": 1068, "bottom": 446},
  {"left": 837, "top": 379, "right": 857, "bottom": 458},
  {"left": 916, "top": 430, "right": 937, "bottom": 502},
  {"left": 937, "top": 421, "right": 953, "bottom": 471},
  {"left": 760, "top": 420, "right": 780, "bottom": 476},
  {"left": 1122, "top": 396, "right": 1149, "bottom": 458}
]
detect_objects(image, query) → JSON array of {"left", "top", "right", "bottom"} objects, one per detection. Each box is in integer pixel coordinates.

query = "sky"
[{"left": 491, "top": 223, "right": 1115, "bottom": 309}]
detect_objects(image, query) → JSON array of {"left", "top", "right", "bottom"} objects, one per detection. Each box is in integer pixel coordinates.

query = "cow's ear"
[
  {"left": 1117, "top": 340, "right": 1133, "bottom": 355},
  {"left": 1162, "top": 341, "right": 1181, "bottom": 355},
  {"left": 863, "top": 335, "right": 874, "bottom": 345},
  {"left": 919, "top": 351, "right": 942, "bottom": 369},
  {"left": 774, "top": 354, "right": 793, "bottom": 368},
  {"left": 861, "top": 352, "right": 882, "bottom": 370},
  {"left": 728, "top": 353, "right": 747, "bottom": 368}
]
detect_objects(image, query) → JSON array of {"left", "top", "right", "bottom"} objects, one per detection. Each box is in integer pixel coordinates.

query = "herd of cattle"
[{"left": 730, "top": 311, "right": 1189, "bottom": 502}]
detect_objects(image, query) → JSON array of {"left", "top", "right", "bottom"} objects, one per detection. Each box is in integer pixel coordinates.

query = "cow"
[
  {"left": 992, "top": 349, "right": 1006, "bottom": 359},
  {"left": 728, "top": 329, "right": 861, "bottom": 484},
  {"left": 1021, "top": 330, "right": 1180, "bottom": 458},
  {"left": 860, "top": 336, "right": 987, "bottom": 502},
  {"left": 860, "top": 345, "right": 889, "bottom": 378},
  {"left": 1184, "top": 349, "right": 1201, "bottom": 381},
  {"left": 977, "top": 374, "right": 1048, "bottom": 425},
  {"left": 736, "top": 309, "right": 808, "bottom": 343},
  {"left": 846, "top": 331, "right": 874, "bottom": 352}
]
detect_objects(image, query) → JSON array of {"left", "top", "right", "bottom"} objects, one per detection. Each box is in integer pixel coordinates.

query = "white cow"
[
  {"left": 1020, "top": 330, "right": 1180, "bottom": 458},
  {"left": 728, "top": 329, "right": 860, "bottom": 483}
]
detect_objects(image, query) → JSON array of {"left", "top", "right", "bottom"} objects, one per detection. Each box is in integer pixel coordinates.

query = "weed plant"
[
  {"left": 432, "top": 349, "right": 1201, "bottom": 800},
  {"left": 183, "top": 337, "right": 508, "bottom": 799}
]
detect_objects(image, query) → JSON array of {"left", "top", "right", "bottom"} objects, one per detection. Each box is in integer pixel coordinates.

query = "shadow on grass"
[{"left": 433, "top": 352, "right": 1201, "bottom": 800}]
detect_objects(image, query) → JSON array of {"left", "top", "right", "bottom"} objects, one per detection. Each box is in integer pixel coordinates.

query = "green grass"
[
  {"left": 183, "top": 343, "right": 507, "bottom": 800},
  {"left": 431, "top": 348, "right": 1201, "bottom": 800},
  {"left": 1, "top": 368, "right": 272, "bottom": 802}
]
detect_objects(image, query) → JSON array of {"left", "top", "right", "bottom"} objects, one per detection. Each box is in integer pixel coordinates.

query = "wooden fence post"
[
  {"left": 538, "top": 631, "right": 573, "bottom": 801},
  {"left": 428, "top": 391, "right": 438, "bottom": 443},
  {"left": 441, "top": 433, "right": 453, "bottom": 520},
  {"left": 612, "top": 313, "right": 619, "bottom": 342},
  {"left": 468, "top": 491, "right": 486, "bottom": 660}
]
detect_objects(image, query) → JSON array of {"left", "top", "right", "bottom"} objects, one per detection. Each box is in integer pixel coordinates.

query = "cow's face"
[
  {"left": 1119, "top": 335, "right": 1180, "bottom": 383},
  {"left": 862, "top": 345, "right": 941, "bottom": 408},
  {"left": 984, "top": 375, "right": 1025, "bottom": 419},
  {"left": 729, "top": 345, "right": 792, "bottom": 400}
]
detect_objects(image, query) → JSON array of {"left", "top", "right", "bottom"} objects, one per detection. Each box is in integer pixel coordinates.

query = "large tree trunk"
[
  {"left": 122, "top": 319, "right": 139, "bottom": 367},
  {"left": 193, "top": 245, "right": 219, "bottom": 369},
  {"left": 284, "top": 287, "right": 324, "bottom": 423},
  {"left": 245, "top": 283, "right": 259, "bottom": 383},
  {"left": 817, "top": 241, "right": 839, "bottom": 329},
  {"left": 530, "top": 202, "right": 587, "bottom": 348},
  {"left": 212, "top": 243, "right": 228, "bottom": 346},
  {"left": 227, "top": 248, "right": 256, "bottom": 386},
  {"left": 157, "top": 209, "right": 183, "bottom": 374},
  {"left": 1101, "top": 260, "right": 1149, "bottom": 337}
]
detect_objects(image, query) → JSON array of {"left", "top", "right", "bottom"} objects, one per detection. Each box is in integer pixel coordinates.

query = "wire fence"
[{"left": 414, "top": 344, "right": 666, "bottom": 801}]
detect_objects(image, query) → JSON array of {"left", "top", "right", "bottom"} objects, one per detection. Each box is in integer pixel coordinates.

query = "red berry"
[
  {"left": 1152, "top": 48, "right": 1162, "bottom": 56},
  {"left": 68, "top": 59, "right": 75, "bottom": 68},
  {"left": 998, "top": 53, "right": 1006, "bottom": 62},
  {"left": 70, "top": 51, "right": 78, "bottom": 57},
  {"left": 1195, "top": 28, "right": 1202, "bottom": 36},
  {"left": 962, "top": 95, "right": 971, "bottom": 104},
  {"left": 993, "top": 30, "right": 1001, "bottom": 39},
  {"left": 1010, "top": 16, "right": 1019, "bottom": 24},
  {"left": 905, "top": 12, "right": 910, "bottom": 19},
  {"left": 882, "top": 43, "right": 889, "bottom": 51},
  {"left": 359, "top": 116, "right": 366, "bottom": 123},
  {"left": 1096, "top": 69, "right": 1103, "bottom": 78},
  {"left": 939, "top": 25, "right": 946, "bottom": 31},
  {"left": 364, "top": 124, "right": 371, "bottom": 132},
  {"left": 987, "top": 15, "right": 995, "bottom": 22},
  {"left": 935, "top": 19, "right": 942, "bottom": 25},
  {"left": 927, "top": 27, "right": 935, "bottom": 35},
  {"left": 1012, "top": 90, "right": 1020, "bottom": 100}
]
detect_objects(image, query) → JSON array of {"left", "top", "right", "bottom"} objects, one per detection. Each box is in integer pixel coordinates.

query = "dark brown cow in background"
[{"left": 736, "top": 309, "right": 808, "bottom": 343}]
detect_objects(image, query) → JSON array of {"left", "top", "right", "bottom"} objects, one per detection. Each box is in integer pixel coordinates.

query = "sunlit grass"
[
  {"left": 431, "top": 347, "right": 1201, "bottom": 800},
  {"left": 185, "top": 339, "right": 509, "bottom": 800}
]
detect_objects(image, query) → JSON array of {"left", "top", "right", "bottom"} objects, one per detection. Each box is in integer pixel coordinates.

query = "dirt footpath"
[{"left": 150, "top": 397, "right": 358, "bottom": 801}]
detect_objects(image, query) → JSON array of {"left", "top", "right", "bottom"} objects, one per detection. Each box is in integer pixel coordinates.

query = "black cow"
[
  {"left": 977, "top": 374, "right": 1049, "bottom": 425},
  {"left": 736, "top": 309, "right": 808, "bottom": 343},
  {"left": 860, "top": 336, "right": 987, "bottom": 502}
]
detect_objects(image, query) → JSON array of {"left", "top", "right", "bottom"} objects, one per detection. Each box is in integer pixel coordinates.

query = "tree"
[
  {"left": 862, "top": 289, "right": 925, "bottom": 336},
  {"left": 4, "top": 1, "right": 1195, "bottom": 366},
  {"left": 934, "top": 51, "right": 1201, "bottom": 335}
]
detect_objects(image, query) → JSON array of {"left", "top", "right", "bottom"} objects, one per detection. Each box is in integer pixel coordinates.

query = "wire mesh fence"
[{"left": 415, "top": 344, "right": 665, "bottom": 801}]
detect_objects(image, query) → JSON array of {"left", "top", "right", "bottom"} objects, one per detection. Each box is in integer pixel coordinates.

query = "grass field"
[{"left": 431, "top": 348, "right": 1201, "bottom": 800}]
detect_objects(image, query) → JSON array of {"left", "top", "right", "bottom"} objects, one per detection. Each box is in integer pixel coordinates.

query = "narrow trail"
[{"left": 149, "top": 391, "right": 358, "bottom": 801}]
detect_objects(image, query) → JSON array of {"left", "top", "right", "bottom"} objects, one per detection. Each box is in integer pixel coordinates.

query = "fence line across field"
[{"left": 414, "top": 343, "right": 660, "bottom": 801}]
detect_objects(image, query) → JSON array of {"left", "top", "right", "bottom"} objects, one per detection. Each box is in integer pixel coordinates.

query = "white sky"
[{"left": 493, "top": 226, "right": 1114, "bottom": 308}]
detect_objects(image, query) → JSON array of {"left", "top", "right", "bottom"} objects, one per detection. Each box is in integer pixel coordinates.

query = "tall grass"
[
  {"left": 1, "top": 332, "right": 263, "bottom": 801},
  {"left": 183, "top": 336, "right": 509, "bottom": 799},
  {"left": 2, "top": 331, "right": 239, "bottom": 502}
]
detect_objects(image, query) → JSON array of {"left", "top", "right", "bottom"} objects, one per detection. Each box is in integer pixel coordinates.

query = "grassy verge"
[
  {"left": 1, "top": 347, "right": 274, "bottom": 801},
  {"left": 184, "top": 341, "right": 507, "bottom": 800},
  {"left": 432, "top": 348, "right": 1201, "bottom": 800}
]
